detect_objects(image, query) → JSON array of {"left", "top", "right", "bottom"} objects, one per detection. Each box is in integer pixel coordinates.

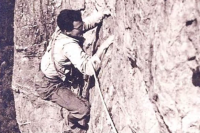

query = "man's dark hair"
[{"left": 57, "top": 9, "right": 82, "bottom": 32}]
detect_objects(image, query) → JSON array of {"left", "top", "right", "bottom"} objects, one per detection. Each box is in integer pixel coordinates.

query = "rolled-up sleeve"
[{"left": 63, "top": 42, "right": 100, "bottom": 76}]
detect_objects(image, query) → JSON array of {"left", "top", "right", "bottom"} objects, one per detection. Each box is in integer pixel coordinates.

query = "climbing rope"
[{"left": 91, "top": 63, "right": 118, "bottom": 133}]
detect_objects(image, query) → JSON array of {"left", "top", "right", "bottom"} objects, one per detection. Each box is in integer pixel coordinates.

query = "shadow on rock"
[
  {"left": 0, "top": 0, "right": 21, "bottom": 132},
  {"left": 192, "top": 66, "right": 200, "bottom": 87}
]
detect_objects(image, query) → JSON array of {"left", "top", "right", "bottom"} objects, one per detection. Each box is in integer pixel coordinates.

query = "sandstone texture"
[{"left": 13, "top": 0, "right": 200, "bottom": 133}]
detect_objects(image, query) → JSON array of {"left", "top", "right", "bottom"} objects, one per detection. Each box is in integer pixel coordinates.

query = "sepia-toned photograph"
[{"left": 0, "top": 0, "right": 200, "bottom": 133}]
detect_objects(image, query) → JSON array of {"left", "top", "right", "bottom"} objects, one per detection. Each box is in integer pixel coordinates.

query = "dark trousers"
[{"left": 35, "top": 71, "right": 90, "bottom": 127}]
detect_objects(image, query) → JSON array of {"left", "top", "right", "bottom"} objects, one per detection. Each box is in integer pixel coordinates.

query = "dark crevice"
[
  {"left": 92, "top": 22, "right": 102, "bottom": 55},
  {"left": 186, "top": 19, "right": 197, "bottom": 26},
  {"left": 188, "top": 56, "right": 196, "bottom": 61},
  {"left": 0, "top": 0, "right": 21, "bottom": 132},
  {"left": 147, "top": 41, "right": 172, "bottom": 133},
  {"left": 128, "top": 57, "right": 137, "bottom": 68},
  {"left": 154, "top": 105, "right": 172, "bottom": 133},
  {"left": 192, "top": 66, "right": 200, "bottom": 87}
]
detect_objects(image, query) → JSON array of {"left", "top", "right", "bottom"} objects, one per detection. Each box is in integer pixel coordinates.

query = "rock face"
[{"left": 13, "top": 0, "right": 200, "bottom": 133}]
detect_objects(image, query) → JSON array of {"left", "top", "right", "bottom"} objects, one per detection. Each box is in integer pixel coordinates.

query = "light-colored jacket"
[{"left": 41, "top": 11, "right": 104, "bottom": 81}]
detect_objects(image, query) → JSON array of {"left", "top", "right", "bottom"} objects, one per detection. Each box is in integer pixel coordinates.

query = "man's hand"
[
  {"left": 95, "top": 3, "right": 111, "bottom": 18},
  {"left": 101, "top": 35, "right": 114, "bottom": 50},
  {"left": 102, "top": 8, "right": 111, "bottom": 18},
  {"left": 95, "top": 35, "right": 114, "bottom": 60}
]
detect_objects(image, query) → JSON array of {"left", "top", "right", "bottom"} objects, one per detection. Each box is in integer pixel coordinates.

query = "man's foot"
[
  {"left": 75, "top": 123, "right": 89, "bottom": 131},
  {"left": 63, "top": 121, "right": 88, "bottom": 133}
]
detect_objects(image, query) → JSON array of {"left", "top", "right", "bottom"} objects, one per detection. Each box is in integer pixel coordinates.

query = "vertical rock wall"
[{"left": 13, "top": 0, "right": 200, "bottom": 133}]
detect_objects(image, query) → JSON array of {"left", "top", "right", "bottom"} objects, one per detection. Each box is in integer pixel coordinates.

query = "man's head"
[{"left": 57, "top": 9, "right": 83, "bottom": 38}]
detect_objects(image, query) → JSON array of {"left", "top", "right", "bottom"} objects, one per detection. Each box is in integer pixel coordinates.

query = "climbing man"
[{"left": 35, "top": 9, "right": 114, "bottom": 133}]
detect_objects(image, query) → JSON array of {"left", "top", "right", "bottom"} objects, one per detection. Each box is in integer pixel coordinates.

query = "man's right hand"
[
  {"left": 95, "top": 35, "right": 114, "bottom": 61},
  {"left": 101, "top": 35, "right": 114, "bottom": 50}
]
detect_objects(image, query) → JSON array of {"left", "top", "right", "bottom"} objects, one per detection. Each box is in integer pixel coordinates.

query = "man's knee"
[
  {"left": 68, "top": 102, "right": 90, "bottom": 122},
  {"left": 78, "top": 100, "right": 90, "bottom": 119}
]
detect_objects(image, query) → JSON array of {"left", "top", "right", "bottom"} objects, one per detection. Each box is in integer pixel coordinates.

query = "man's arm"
[
  {"left": 87, "top": 35, "right": 114, "bottom": 72},
  {"left": 63, "top": 36, "right": 114, "bottom": 76},
  {"left": 83, "top": 9, "right": 110, "bottom": 32}
]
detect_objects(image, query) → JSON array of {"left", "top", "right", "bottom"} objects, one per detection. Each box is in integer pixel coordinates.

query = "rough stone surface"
[{"left": 13, "top": 0, "right": 200, "bottom": 133}]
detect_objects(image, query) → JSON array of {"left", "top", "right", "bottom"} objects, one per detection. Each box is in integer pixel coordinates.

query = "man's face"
[{"left": 69, "top": 21, "right": 83, "bottom": 38}]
